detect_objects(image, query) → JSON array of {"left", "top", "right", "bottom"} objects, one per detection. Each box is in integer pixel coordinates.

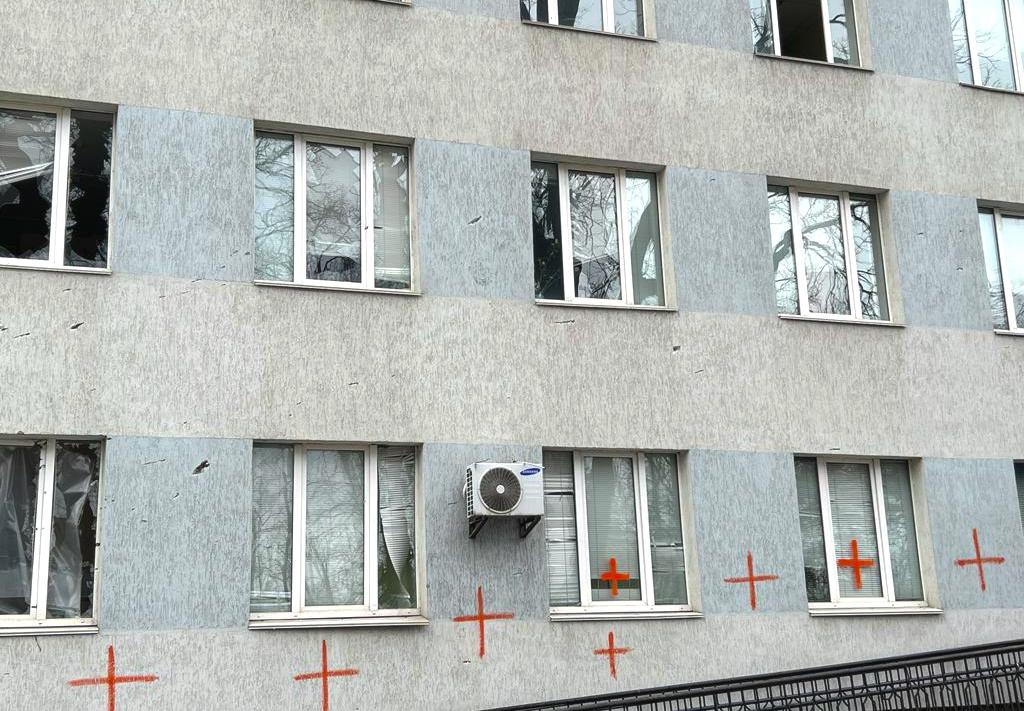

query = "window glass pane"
[
  {"left": 827, "top": 462, "right": 883, "bottom": 599},
  {"left": 584, "top": 456, "right": 641, "bottom": 602},
  {"left": 799, "top": 194, "right": 850, "bottom": 315},
  {"left": 543, "top": 451, "right": 580, "bottom": 607},
  {"left": 625, "top": 172, "right": 664, "bottom": 306},
  {"left": 63, "top": 112, "right": 112, "bottom": 268},
  {"left": 306, "top": 142, "right": 361, "bottom": 283},
  {"left": 254, "top": 132, "right": 295, "bottom": 282},
  {"left": 776, "top": 0, "right": 828, "bottom": 61},
  {"left": 794, "top": 457, "right": 830, "bottom": 603},
  {"left": 645, "top": 453, "right": 686, "bottom": 605},
  {"left": 826, "top": 0, "right": 858, "bottom": 64},
  {"left": 377, "top": 446, "right": 416, "bottom": 609},
  {"left": 768, "top": 187, "right": 799, "bottom": 315},
  {"left": 532, "top": 163, "right": 565, "bottom": 300},
  {"left": 979, "top": 210, "right": 1009, "bottom": 330},
  {"left": 251, "top": 444, "right": 293, "bottom": 613},
  {"left": 0, "top": 109, "right": 55, "bottom": 261},
  {"left": 880, "top": 460, "right": 923, "bottom": 602},
  {"left": 46, "top": 442, "right": 100, "bottom": 619},
  {"left": 750, "top": 0, "right": 775, "bottom": 53},
  {"left": 520, "top": 0, "right": 550, "bottom": 21},
  {"left": 1016, "top": 462, "right": 1024, "bottom": 529},
  {"left": 967, "top": 0, "right": 1016, "bottom": 90},
  {"left": 1014, "top": 1, "right": 1024, "bottom": 82},
  {"left": 373, "top": 145, "right": 411, "bottom": 290},
  {"left": 0, "top": 444, "right": 41, "bottom": 615},
  {"left": 1000, "top": 215, "right": 1024, "bottom": 328},
  {"left": 559, "top": 0, "right": 603, "bottom": 30},
  {"left": 850, "top": 195, "right": 888, "bottom": 320},
  {"left": 949, "top": 0, "right": 975, "bottom": 82},
  {"left": 305, "top": 449, "right": 364, "bottom": 607},
  {"left": 570, "top": 170, "right": 621, "bottom": 300},
  {"left": 614, "top": 0, "right": 642, "bottom": 35}
]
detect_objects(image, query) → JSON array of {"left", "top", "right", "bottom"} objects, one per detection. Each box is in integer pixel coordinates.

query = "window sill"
[
  {"left": 0, "top": 623, "right": 98, "bottom": 637},
  {"left": 521, "top": 20, "right": 656, "bottom": 43},
  {"left": 254, "top": 280, "right": 421, "bottom": 297},
  {"left": 958, "top": 81, "right": 1024, "bottom": 98},
  {"left": 808, "top": 606, "right": 942, "bottom": 618},
  {"left": 249, "top": 614, "right": 429, "bottom": 630},
  {"left": 754, "top": 52, "right": 873, "bottom": 73},
  {"left": 994, "top": 329, "right": 1024, "bottom": 337},
  {"left": 368, "top": 0, "right": 410, "bottom": 6},
  {"left": 536, "top": 299, "right": 676, "bottom": 313},
  {"left": 550, "top": 608, "right": 700, "bottom": 622},
  {"left": 778, "top": 314, "right": 904, "bottom": 328},
  {"left": 0, "top": 261, "right": 110, "bottom": 276}
]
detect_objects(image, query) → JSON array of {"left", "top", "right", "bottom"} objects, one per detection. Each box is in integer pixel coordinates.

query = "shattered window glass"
[{"left": 0, "top": 444, "right": 41, "bottom": 615}]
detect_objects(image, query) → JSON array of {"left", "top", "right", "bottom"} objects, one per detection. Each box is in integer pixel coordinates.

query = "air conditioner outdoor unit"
[{"left": 465, "top": 461, "right": 544, "bottom": 539}]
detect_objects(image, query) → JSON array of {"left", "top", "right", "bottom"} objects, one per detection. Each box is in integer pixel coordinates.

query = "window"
[
  {"left": 543, "top": 450, "right": 689, "bottom": 617},
  {"left": 249, "top": 443, "right": 420, "bottom": 627},
  {"left": 0, "top": 105, "right": 114, "bottom": 270},
  {"left": 750, "top": 0, "right": 860, "bottom": 64},
  {"left": 768, "top": 186, "right": 889, "bottom": 321},
  {"left": 0, "top": 438, "right": 102, "bottom": 633},
  {"left": 978, "top": 208, "right": 1024, "bottom": 332},
  {"left": 521, "top": 0, "right": 646, "bottom": 37},
  {"left": 795, "top": 457, "right": 925, "bottom": 611},
  {"left": 532, "top": 162, "right": 666, "bottom": 307},
  {"left": 1015, "top": 462, "right": 1024, "bottom": 529},
  {"left": 948, "top": 0, "right": 1024, "bottom": 91},
  {"left": 254, "top": 131, "right": 412, "bottom": 291}
]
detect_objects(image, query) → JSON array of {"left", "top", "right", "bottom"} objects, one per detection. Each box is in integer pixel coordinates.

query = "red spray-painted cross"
[
  {"left": 293, "top": 639, "right": 358, "bottom": 711},
  {"left": 956, "top": 528, "right": 1005, "bottom": 592},
  {"left": 593, "top": 631, "right": 631, "bottom": 679},
  {"left": 452, "top": 586, "right": 514, "bottom": 658},
  {"left": 67, "top": 645, "right": 158, "bottom": 711},
  {"left": 599, "top": 557, "right": 630, "bottom": 597},
  {"left": 723, "top": 551, "right": 779, "bottom": 610},
  {"left": 837, "top": 539, "right": 875, "bottom": 590}
]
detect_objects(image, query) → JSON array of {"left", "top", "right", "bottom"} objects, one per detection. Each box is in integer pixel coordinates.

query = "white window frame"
[
  {"left": 986, "top": 207, "right": 1023, "bottom": 333},
  {"left": 0, "top": 102, "right": 115, "bottom": 274},
  {"left": 254, "top": 131, "right": 414, "bottom": 294},
  {"left": 0, "top": 437, "right": 103, "bottom": 636},
  {"left": 761, "top": 0, "right": 857, "bottom": 64},
  {"left": 809, "top": 456, "right": 928, "bottom": 613},
  {"left": 958, "top": 0, "right": 1024, "bottom": 91},
  {"left": 249, "top": 442, "right": 426, "bottom": 629},
  {"left": 532, "top": 0, "right": 647, "bottom": 36},
  {"left": 537, "top": 163, "right": 665, "bottom": 308},
  {"left": 779, "top": 186, "right": 891, "bottom": 323},
  {"left": 549, "top": 450, "right": 695, "bottom": 620}
]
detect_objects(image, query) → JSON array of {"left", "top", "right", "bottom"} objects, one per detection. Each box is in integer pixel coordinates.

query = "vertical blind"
[
  {"left": 794, "top": 457, "right": 830, "bottom": 603},
  {"left": 250, "top": 444, "right": 293, "bottom": 612},
  {"left": 372, "top": 146, "right": 411, "bottom": 290},
  {"left": 645, "top": 453, "right": 686, "bottom": 605},
  {"left": 880, "top": 460, "right": 923, "bottom": 601},
  {"left": 377, "top": 446, "right": 416, "bottom": 609},
  {"left": 542, "top": 451, "right": 580, "bottom": 606},
  {"left": 305, "top": 449, "right": 365, "bottom": 607},
  {"left": 585, "top": 456, "right": 641, "bottom": 602},
  {"left": 827, "top": 462, "right": 883, "bottom": 598}
]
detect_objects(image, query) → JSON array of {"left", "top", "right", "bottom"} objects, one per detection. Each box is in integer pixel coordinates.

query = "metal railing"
[{"left": 487, "top": 639, "right": 1024, "bottom": 711}]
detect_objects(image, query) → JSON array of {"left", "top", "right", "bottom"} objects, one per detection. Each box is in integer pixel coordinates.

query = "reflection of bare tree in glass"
[
  {"left": 254, "top": 134, "right": 295, "bottom": 281},
  {"left": 949, "top": 1, "right": 975, "bottom": 81},
  {"left": 531, "top": 165, "right": 564, "bottom": 299},
  {"left": 850, "top": 201, "right": 884, "bottom": 319},
  {"left": 800, "top": 196, "right": 850, "bottom": 314},
  {"left": 250, "top": 447, "right": 293, "bottom": 612},
  {"left": 570, "top": 171, "right": 621, "bottom": 300},
  {"left": 828, "top": 12, "right": 850, "bottom": 63},
  {"left": 769, "top": 191, "right": 798, "bottom": 313},
  {"left": 613, "top": 0, "right": 641, "bottom": 35},
  {"left": 305, "top": 144, "right": 361, "bottom": 283},
  {"left": 749, "top": 0, "right": 774, "bottom": 53}
]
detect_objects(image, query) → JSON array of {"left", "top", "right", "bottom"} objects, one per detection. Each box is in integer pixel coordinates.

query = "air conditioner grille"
[{"left": 479, "top": 467, "right": 522, "bottom": 514}]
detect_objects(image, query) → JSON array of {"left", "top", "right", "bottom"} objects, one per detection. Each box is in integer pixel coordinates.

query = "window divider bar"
[
  {"left": 49, "top": 110, "right": 72, "bottom": 269},
  {"left": 789, "top": 188, "right": 811, "bottom": 315},
  {"left": 839, "top": 192, "right": 862, "bottom": 320},
  {"left": 558, "top": 165, "right": 575, "bottom": 302},
  {"left": 361, "top": 142, "right": 375, "bottom": 290},
  {"left": 573, "top": 451, "right": 593, "bottom": 607},
  {"left": 615, "top": 170, "right": 633, "bottom": 305},
  {"left": 30, "top": 440, "right": 58, "bottom": 621},
  {"left": 547, "top": 0, "right": 558, "bottom": 24},
  {"left": 292, "top": 445, "right": 307, "bottom": 614},
  {"left": 365, "top": 445, "right": 379, "bottom": 612},
  {"left": 293, "top": 135, "right": 307, "bottom": 285},
  {"left": 602, "top": 0, "right": 614, "bottom": 32},
  {"left": 816, "top": 459, "right": 841, "bottom": 605},
  {"left": 1004, "top": 0, "right": 1023, "bottom": 91},
  {"left": 871, "top": 459, "right": 897, "bottom": 604},
  {"left": 994, "top": 210, "right": 1019, "bottom": 331},
  {"left": 769, "top": 0, "right": 782, "bottom": 55},
  {"left": 635, "top": 454, "right": 655, "bottom": 607},
  {"left": 820, "top": 0, "right": 835, "bottom": 63}
]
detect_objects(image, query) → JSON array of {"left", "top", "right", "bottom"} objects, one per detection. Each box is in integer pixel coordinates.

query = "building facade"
[{"left": 1, "top": 0, "right": 1023, "bottom": 709}]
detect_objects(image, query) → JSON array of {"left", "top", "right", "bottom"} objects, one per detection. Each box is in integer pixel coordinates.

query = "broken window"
[
  {"left": 949, "top": 0, "right": 1024, "bottom": 91},
  {"left": 766, "top": 186, "right": 889, "bottom": 322},
  {"left": 0, "top": 438, "right": 101, "bottom": 631},
  {"left": 0, "top": 106, "right": 113, "bottom": 270},
  {"left": 978, "top": 207, "right": 1024, "bottom": 332},
  {"left": 795, "top": 457, "right": 925, "bottom": 609},
  {"left": 249, "top": 443, "right": 419, "bottom": 626},
  {"left": 521, "top": 0, "right": 646, "bottom": 37},
  {"left": 254, "top": 131, "right": 412, "bottom": 291},
  {"left": 750, "top": 0, "right": 860, "bottom": 65},
  {"left": 531, "top": 161, "right": 666, "bottom": 307},
  {"left": 543, "top": 450, "right": 689, "bottom": 615}
]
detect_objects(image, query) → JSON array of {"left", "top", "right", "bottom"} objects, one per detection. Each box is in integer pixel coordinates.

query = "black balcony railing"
[{"left": 487, "top": 639, "right": 1024, "bottom": 711}]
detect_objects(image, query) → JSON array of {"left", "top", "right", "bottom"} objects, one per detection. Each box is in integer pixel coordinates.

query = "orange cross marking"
[
  {"left": 67, "top": 646, "right": 158, "bottom": 711},
  {"left": 293, "top": 639, "right": 358, "bottom": 711},
  {"left": 723, "top": 551, "right": 779, "bottom": 610},
  {"left": 593, "top": 631, "right": 631, "bottom": 679},
  {"left": 956, "top": 528, "right": 1005, "bottom": 592},
  {"left": 599, "top": 557, "right": 630, "bottom": 597},
  {"left": 837, "top": 538, "right": 875, "bottom": 590},
  {"left": 452, "top": 586, "right": 514, "bottom": 658}
]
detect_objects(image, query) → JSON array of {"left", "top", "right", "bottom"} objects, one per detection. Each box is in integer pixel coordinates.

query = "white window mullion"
[
  {"left": 615, "top": 169, "right": 633, "bottom": 305},
  {"left": 839, "top": 192, "right": 862, "bottom": 320},
  {"left": 572, "top": 451, "right": 593, "bottom": 606},
  {"left": 361, "top": 142, "right": 375, "bottom": 289},
  {"left": 30, "top": 440, "right": 58, "bottom": 620},
  {"left": 634, "top": 454, "right": 654, "bottom": 607},
  {"left": 293, "top": 135, "right": 307, "bottom": 284},
  {"left": 48, "top": 111, "right": 72, "bottom": 268},
  {"left": 816, "top": 459, "right": 841, "bottom": 604},
  {"left": 789, "top": 188, "right": 811, "bottom": 315},
  {"left": 547, "top": 0, "right": 558, "bottom": 24},
  {"left": 871, "top": 459, "right": 896, "bottom": 604},
  {"left": 769, "top": 0, "right": 782, "bottom": 55},
  {"left": 1005, "top": 0, "right": 1023, "bottom": 90},
  {"left": 601, "top": 0, "right": 614, "bottom": 32},
  {"left": 819, "top": 0, "right": 835, "bottom": 63},
  {"left": 994, "top": 210, "right": 1019, "bottom": 331},
  {"left": 558, "top": 165, "right": 575, "bottom": 302},
  {"left": 292, "top": 446, "right": 307, "bottom": 613},
  {"left": 365, "top": 445, "right": 378, "bottom": 612}
]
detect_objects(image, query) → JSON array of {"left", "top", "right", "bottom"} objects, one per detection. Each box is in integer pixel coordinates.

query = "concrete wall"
[{"left": 1, "top": 1, "right": 1023, "bottom": 710}]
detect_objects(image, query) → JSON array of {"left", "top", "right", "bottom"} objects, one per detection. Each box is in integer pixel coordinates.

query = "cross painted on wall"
[
  {"left": 293, "top": 640, "right": 358, "bottom": 711},
  {"left": 452, "top": 585, "right": 514, "bottom": 658},
  {"left": 68, "top": 646, "right": 158, "bottom": 711}
]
